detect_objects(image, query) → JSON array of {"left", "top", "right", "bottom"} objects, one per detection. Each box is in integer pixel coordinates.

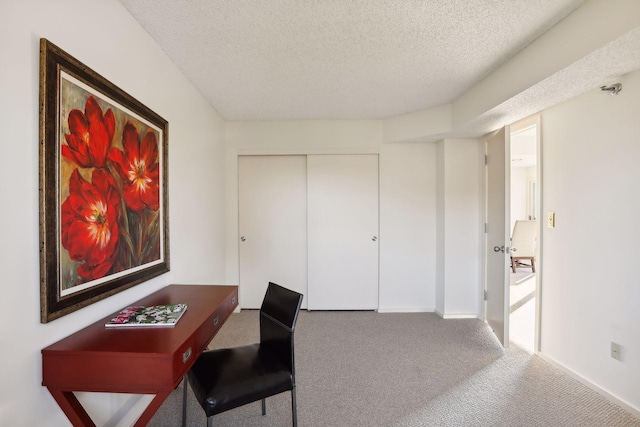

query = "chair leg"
[
  {"left": 207, "top": 415, "right": 213, "bottom": 427},
  {"left": 291, "top": 386, "right": 298, "bottom": 427},
  {"left": 262, "top": 398, "right": 266, "bottom": 415},
  {"left": 182, "top": 378, "right": 187, "bottom": 427}
]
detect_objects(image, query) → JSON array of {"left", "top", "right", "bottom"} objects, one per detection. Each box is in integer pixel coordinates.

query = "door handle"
[{"left": 493, "top": 246, "right": 511, "bottom": 253}]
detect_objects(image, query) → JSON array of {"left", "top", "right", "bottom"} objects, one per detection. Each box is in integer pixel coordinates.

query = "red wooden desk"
[{"left": 42, "top": 284, "right": 238, "bottom": 426}]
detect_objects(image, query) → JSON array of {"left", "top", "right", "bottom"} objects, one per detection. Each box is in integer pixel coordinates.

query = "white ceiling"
[{"left": 117, "top": 0, "right": 587, "bottom": 121}]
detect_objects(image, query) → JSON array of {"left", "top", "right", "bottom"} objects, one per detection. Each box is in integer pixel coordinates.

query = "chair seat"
[{"left": 187, "top": 343, "right": 294, "bottom": 417}]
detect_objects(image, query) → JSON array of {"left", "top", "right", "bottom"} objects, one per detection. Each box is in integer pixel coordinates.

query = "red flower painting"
[
  {"left": 62, "top": 96, "right": 115, "bottom": 169},
  {"left": 61, "top": 169, "right": 120, "bottom": 280},
  {"left": 59, "top": 95, "right": 162, "bottom": 285},
  {"left": 39, "top": 41, "right": 168, "bottom": 322},
  {"left": 108, "top": 122, "right": 160, "bottom": 212}
]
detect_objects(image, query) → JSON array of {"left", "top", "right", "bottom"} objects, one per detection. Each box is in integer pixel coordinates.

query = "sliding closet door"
[
  {"left": 238, "top": 156, "right": 307, "bottom": 308},
  {"left": 307, "top": 154, "right": 379, "bottom": 310}
]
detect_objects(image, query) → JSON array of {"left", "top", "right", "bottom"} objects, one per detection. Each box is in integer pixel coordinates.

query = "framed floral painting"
[{"left": 39, "top": 39, "right": 169, "bottom": 322}]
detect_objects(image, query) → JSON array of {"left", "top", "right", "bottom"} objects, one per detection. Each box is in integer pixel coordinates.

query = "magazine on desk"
[{"left": 105, "top": 303, "right": 187, "bottom": 327}]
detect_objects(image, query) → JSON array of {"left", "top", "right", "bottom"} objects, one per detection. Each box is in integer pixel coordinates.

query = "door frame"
[
  {"left": 229, "top": 149, "right": 380, "bottom": 289},
  {"left": 510, "top": 114, "right": 543, "bottom": 353},
  {"left": 483, "top": 115, "right": 542, "bottom": 352},
  {"left": 232, "top": 148, "right": 381, "bottom": 311}
]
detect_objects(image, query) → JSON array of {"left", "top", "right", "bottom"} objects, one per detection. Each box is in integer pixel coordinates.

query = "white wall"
[
  {"left": 0, "top": 0, "right": 226, "bottom": 425},
  {"left": 539, "top": 69, "right": 640, "bottom": 413},
  {"left": 435, "top": 139, "right": 484, "bottom": 318},
  {"left": 224, "top": 121, "right": 441, "bottom": 312}
]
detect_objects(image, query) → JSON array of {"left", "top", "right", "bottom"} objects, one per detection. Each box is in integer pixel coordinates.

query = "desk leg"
[
  {"left": 132, "top": 390, "right": 172, "bottom": 427},
  {"left": 48, "top": 388, "right": 96, "bottom": 427},
  {"left": 49, "top": 388, "right": 172, "bottom": 427}
]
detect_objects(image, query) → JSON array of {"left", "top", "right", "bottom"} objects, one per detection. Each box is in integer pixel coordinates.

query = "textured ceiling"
[
  {"left": 118, "top": 0, "right": 586, "bottom": 121},
  {"left": 452, "top": 25, "right": 640, "bottom": 139}
]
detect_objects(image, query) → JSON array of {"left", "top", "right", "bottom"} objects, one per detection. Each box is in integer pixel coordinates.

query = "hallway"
[{"left": 510, "top": 272, "right": 535, "bottom": 351}]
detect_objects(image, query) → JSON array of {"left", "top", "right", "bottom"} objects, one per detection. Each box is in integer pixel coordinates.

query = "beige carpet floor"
[{"left": 149, "top": 310, "right": 640, "bottom": 427}]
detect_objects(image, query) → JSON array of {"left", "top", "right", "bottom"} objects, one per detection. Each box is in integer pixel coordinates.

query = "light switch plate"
[
  {"left": 547, "top": 212, "right": 555, "bottom": 228},
  {"left": 611, "top": 342, "right": 622, "bottom": 361}
]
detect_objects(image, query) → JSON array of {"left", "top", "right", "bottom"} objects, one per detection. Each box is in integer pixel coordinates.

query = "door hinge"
[
  {"left": 484, "top": 223, "right": 488, "bottom": 233},
  {"left": 484, "top": 154, "right": 488, "bottom": 165},
  {"left": 484, "top": 290, "right": 488, "bottom": 301}
]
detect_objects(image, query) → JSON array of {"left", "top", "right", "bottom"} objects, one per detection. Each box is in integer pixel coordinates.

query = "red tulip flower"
[
  {"left": 62, "top": 96, "right": 116, "bottom": 169},
  {"left": 108, "top": 122, "right": 160, "bottom": 212},
  {"left": 61, "top": 168, "right": 120, "bottom": 280}
]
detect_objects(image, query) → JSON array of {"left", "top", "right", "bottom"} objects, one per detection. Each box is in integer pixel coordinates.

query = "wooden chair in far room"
[
  {"left": 183, "top": 282, "right": 304, "bottom": 427},
  {"left": 511, "top": 220, "right": 538, "bottom": 273}
]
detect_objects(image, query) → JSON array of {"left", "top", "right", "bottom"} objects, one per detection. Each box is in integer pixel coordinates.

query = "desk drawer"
[
  {"left": 199, "top": 288, "right": 237, "bottom": 346},
  {"left": 175, "top": 287, "right": 238, "bottom": 376}
]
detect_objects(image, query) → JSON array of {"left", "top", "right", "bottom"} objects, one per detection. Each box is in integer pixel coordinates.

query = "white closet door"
[
  {"left": 307, "top": 154, "right": 379, "bottom": 310},
  {"left": 238, "top": 156, "right": 307, "bottom": 308}
]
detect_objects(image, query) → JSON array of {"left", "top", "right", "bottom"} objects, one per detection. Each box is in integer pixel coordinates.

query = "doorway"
[{"left": 508, "top": 118, "right": 539, "bottom": 351}]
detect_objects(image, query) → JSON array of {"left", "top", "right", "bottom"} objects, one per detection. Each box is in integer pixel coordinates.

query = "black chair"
[{"left": 183, "top": 282, "right": 303, "bottom": 427}]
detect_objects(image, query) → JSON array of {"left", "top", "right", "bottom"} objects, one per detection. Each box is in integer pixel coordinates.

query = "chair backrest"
[
  {"left": 259, "top": 282, "right": 304, "bottom": 372},
  {"left": 511, "top": 220, "right": 537, "bottom": 257}
]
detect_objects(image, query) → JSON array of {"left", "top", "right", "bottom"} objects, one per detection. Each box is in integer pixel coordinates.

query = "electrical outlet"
[{"left": 611, "top": 341, "right": 622, "bottom": 361}]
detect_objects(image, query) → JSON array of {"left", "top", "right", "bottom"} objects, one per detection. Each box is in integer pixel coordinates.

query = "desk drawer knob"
[
  {"left": 183, "top": 347, "right": 192, "bottom": 364},
  {"left": 213, "top": 316, "right": 219, "bottom": 326}
]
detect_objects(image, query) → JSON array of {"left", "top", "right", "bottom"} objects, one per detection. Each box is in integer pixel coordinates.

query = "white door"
[
  {"left": 238, "top": 156, "right": 308, "bottom": 308},
  {"left": 307, "top": 154, "right": 379, "bottom": 310},
  {"left": 485, "top": 127, "right": 511, "bottom": 347}
]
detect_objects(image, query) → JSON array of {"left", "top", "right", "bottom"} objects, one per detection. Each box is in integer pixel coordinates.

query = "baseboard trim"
[
  {"left": 434, "top": 309, "right": 479, "bottom": 319},
  {"left": 441, "top": 314, "right": 479, "bottom": 319},
  {"left": 377, "top": 307, "right": 434, "bottom": 313},
  {"left": 537, "top": 352, "right": 640, "bottom": 419}
]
